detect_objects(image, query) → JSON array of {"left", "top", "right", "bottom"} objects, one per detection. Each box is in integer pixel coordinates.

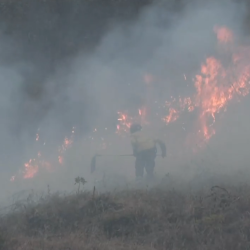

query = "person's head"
[{"left": 130, "top": 123, "right": 142, "bottom": 134}]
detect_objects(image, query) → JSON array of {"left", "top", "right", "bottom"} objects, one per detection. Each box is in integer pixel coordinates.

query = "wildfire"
[
  {"left": 58, "top": 135, "right": 74, "bottom": 164},
  {"left": 118, "top": 25, "right": 250, "bottom": 145},
  {"left": 10, "top": 25, "right": 250, "bottom": 181},
  {"left": 11, "top": 127, "right": 75, "bottom": 181},
  {"left": 162, "top": 26, "right": 250, "bottom": 143},
  {"left": 116, "top": 112, "right": 133, "bottom": 134},
  {"left": 163, "top": 96, "right": 194, "bottom": 124},
  {"left": 20, "top": 154, "right": 52, "bottom": 180},
  {"left": 58, "top": 127, "right": 75, "bottom": 164},
  {"left": 23, "top": 159, "right": 39, "bottom": 179},
  {"left": 164, "top": 108, "right": 179, "bottom": 124},
  {"left": 193, "top": 27, "right": 250, "bottom": 140},
  {"left": 116, "top": 108, "right": 148, "bottom": 134}
]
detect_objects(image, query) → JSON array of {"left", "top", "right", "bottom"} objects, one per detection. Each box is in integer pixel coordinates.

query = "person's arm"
[{"left": 155, "top": 139, "right": 166, "bottom": 158}]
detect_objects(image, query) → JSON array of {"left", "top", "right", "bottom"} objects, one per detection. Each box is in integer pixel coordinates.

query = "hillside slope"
[{"left": 1, "top": 180, "right": 250, "bottom": 250}]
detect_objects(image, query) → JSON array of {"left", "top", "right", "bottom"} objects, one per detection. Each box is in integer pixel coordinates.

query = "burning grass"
[{"left": 2, "top": 176, "right": 250, "bottom": 250}]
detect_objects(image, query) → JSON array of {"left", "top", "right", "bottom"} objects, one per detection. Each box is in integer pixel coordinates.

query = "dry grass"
[{"left": 1, "top": 177, "right": 250, "bottom": 250}]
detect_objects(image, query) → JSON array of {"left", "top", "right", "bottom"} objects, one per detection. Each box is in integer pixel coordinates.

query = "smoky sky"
[
  {"left": 0, "top": 1, "right": 184, "bottom": 139},
  {"left": 0, "top": 0, "right": 151, "bottom": 137},
  {"left": 0, "top": 0, "right": 249, "bottom": 174}
]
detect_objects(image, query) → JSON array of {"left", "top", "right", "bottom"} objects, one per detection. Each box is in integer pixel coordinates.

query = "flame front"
[
  {"left": 163, "top": 26, "right": 250, "bottom": 143},
  {"left": 11, "top": 127, "right": 75, "bottom": 181},
  {"left": 10, "top": 25, "right": 250, "bottom": 181}
]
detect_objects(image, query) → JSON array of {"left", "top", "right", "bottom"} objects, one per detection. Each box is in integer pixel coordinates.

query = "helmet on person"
[{"left": 130, "top": 123, "right": 142, "bottom": 134}]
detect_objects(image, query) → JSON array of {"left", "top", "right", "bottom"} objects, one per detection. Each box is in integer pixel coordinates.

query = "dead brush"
[{"left": 1, "top": 180, "right": 250, "bottom": 250}]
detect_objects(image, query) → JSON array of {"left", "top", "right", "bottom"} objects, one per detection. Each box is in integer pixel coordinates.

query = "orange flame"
[
  {"left": 11, "top": 127, "right": 75, "bottom": 181},
  {"left": 116, "top": 111, "right": 132, "bottom": 134},
  {"left": 58, "top": 128, "right": 75, "bottom": 164},
  {"left": 162, "top": 26, "right": 250, "bottom": 145},
  {"left": 23, "top": 159, "right": 39, "bottom": 179},
  {"left": 164, "top": 108, "right": 179, "bottom": 124},
  {"left": 116, "top": 107, "right": 148, "bottom": 134}
]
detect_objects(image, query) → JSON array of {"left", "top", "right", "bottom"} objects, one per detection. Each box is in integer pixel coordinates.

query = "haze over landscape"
[{"left": 1, "top": 0, "right": 250, "bottom": 249}]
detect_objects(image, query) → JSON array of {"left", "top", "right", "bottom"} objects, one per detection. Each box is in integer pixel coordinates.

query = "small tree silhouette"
[{"left": 74, "top": 176, "right": 87, "bottom": 194}]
